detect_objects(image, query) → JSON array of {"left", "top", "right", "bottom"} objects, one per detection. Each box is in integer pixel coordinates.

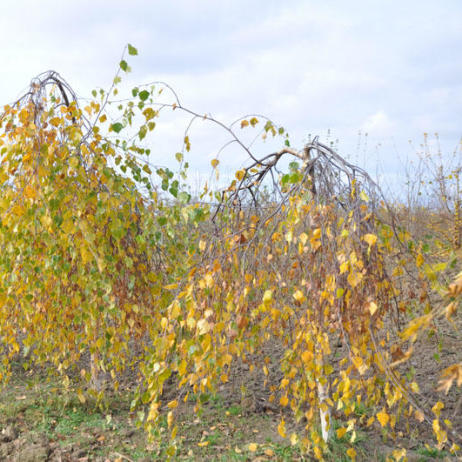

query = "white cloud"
[{"left": 361, "top": 111, "right": 394, "bottom": 136}]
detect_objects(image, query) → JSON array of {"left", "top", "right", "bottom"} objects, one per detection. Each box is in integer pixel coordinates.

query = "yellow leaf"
[
  {"left": 352, "top": 356, "right": 368, "bottom": 375},
  {"left": 69, "top": 156, "right": 79, "bottom": 169},
  {"left": 24, "top": 185, "right": 37, "bottom": 199},
  {"left": 211, "top": 158, "right": 219, "bottom": 168},
  {"left": 240, "top": 120, "right": 249, "bottom": 128},
  {"left": 235, "top": 169, "right": 245, "bottom": 181},
  {"left": 80, "top": 246, "right": 92, "bottom": 265},
  {"left": 299, "top": 232, "right": 308, "bottom": 245},
  {"left": 410, "top": 381, "right": 419, "bottom": 393},
  {"left": 280, "top": 395, "right": 289, "bottom": 407},
  {"left": 204, "top": 273, "right": 213, "bottom": 288},
  {"left": 377, "top": 408, "right": 390, "bottom": 427},
  {"left": 350, "top": 430, "right": 357, "bottom": 443},
  {"left": 359, "top": 190, "right": 369, "bottom": 202},
  {"left": 264, "top": 448, "right": 275, "bottom": 457},
  {"left": 416, "top": 253, "right": 424, "bottom": 268},
  {"left": 445, "top": 302, "right": 457, "bottom": 320},
  {"left": 336, "top": 427, "right": 347, "bottom": 439},
  {"left": 432, "top": 401, "right": 444, "bottom": 417},
  {"left": 346, "top": 447, "right": 356, "bottom": 460},
  {"left": 363, "top": 233, "right": 377, "bottom": 247},
  {"left": 346, "top": 419, "right": 355, "bottom": 433},
  {"left": 170, "top": 301, "right": 181, "bottom": 319},
  {"left": 94, "top": 256, "right": 104, "bottom": 272},
  {"left": 347, "top": 271, "right": 363, "bottom": 289},
  {"left": 290, "top": 433, "right": 298, "bottom": 445},
  {"left": 437, "top": 364, "right": 462, "bottom": 394},
  {"left": 314, "top": 447, "right": 322, "bottom": 459},
  {"left": 293, "top": 290, "right": 306, "bottom": 304},
  {"left": 301, "top": 350, "right": 313, "bottom": 364},
  {"left": 197, "top": 319, "right": 210, "bottom": 335},
  {"left": 187, "top": 317, "right": 196, "bottom": 330},
  {"left": 368, "top": 301, "right": 378, "bottom": 316},
  {"left": 11, "top": 204, "right": 25, "bottom": 217},
  {"left": 248, "top": 443, "right": 258, "bottom": 452},
  {"left": 49, "top": 117, "right": 61, "bottom": 127},
  {"left": 278, "top": 419, "right": 287, "bottom": 438},
  {"left": 263, "top": 290, "right": 273, "bottom": 305},
  {"left": 392, "top": 448, "right": 407, "bottom": 461},
  {"left": 167, "top": 400, "right": 178, "bottom": 409},
  {"left": 77, "top": 389, "right": 86, "bottom": 404},
  {"left": 167, "top": 411, "right": 174, "bottom": 428},
  {"left": 198, "top": 441, "right": 209, "bottom": 447}
]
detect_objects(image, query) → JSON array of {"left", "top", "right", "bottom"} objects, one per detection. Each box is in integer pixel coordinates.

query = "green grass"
[
  {"left": 416, "top": 444, "right": 450, "bottom": 459},
  {"left": 0, "top": 364, "right": 457, "bottom": 461},
  {"left": 226, "top": 404, "right": 242, "bottom": 416},
  {"left": 0, "top": 371, "right": 306, "bottom": 460}
]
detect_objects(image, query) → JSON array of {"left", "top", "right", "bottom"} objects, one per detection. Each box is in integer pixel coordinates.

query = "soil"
[{"left": 0, "top": 312, "right": 460, "bottom": 461}]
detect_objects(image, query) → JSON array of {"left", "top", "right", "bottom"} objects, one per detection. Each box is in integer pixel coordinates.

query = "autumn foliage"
[{"left": 0, "top": 46, "right": 460, "bottom": 459}]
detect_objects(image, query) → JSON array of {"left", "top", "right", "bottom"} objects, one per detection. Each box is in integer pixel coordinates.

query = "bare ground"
[{"left": 0, "top": 314, "right": 461, "bottom": 461}]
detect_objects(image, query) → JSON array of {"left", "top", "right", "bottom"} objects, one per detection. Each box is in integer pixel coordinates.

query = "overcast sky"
[{"left": 0, "top": 0, "right": 461, "bottom": 190}]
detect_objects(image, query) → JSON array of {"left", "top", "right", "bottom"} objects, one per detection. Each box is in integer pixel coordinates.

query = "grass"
[
  {"left": 0, "top": 365, "right": 308, "bottom": 460},
  {"left": 415, "top": 445, "right": 450, "bottom": 460},
  {"left": 0, "top": 364, "right": 457, "bottom": 460}
]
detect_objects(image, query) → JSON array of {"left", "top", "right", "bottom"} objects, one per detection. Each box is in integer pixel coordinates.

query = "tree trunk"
[{"left": 317, "top": 377, "right": 333, "bottom": 442}]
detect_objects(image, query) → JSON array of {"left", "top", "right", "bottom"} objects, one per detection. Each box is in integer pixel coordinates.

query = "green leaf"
[
  {"left": 138, "top": 125, "right": 147, "bottom": 140},
  {"left": 289, "top": 161, "right": 299, "bottom": 172},
  {"left": 139, "top": 90, "right": 150, "bottom": 101},
  {"left": 128, "top": 44, "right": 138, "bottom": 55},
  {"left": 178, "top": 192, "right": 190, "bottom": 204},
  {"left": 120, "top": 60, "right": 128, "bottom": 72},
  {"left": 111, "top": 123, "right": 124, "bottom": 133}
]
